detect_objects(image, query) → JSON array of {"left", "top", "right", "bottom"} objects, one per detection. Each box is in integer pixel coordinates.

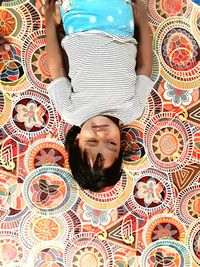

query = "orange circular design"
[
  {"left": 154, "top": 18, "right": 200, "bottom": 90},
  {"left": 158, "top": 133, "right": 179, "bottom": 156},
  {"left": 160, "top": 0, "right": 183, "bottom": 16},
  {"left": 151, "top": 125, "right": 183, "bottom": 163},
  {"left": 79, "top": 253, "right": 99, "bottom": 266},
  {"left": 38, "top": 51, "right": 51, "bottom": 78},
  {"left": 33, "top": 218, "right": 59, "bottom": 241},
  {"left": 146, "top": 246, "right": 181, "bottom": 266},
  {"left": 192, "top": 197, "right": 200, "bottom": 215},
  {"left": 0, "top": 10, "right": 16, "bottom": 36},
  {"left": 144, "top": 214, "right": 186, "bottom": 245},
  {"left": 167, "top": 34, "right": 196, "bottom": 71},
  {"left": 25, "top": 138, "right": 69, "bottom": 172},
  {"left": 121, "top": 121, "right": 151, "bottom": 171},
  {"left": 147, "top": 0, "right": 189, "bottom": 26}
]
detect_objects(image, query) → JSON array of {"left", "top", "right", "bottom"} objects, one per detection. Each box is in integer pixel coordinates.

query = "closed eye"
[
  {"left": 107, "top": 141, "right": 116, "bottom": 145},
  {"left": 86, "top": 139, "right": 97, "bottom": 143},
  {"left": 85, "top": 139, "right": 98, "bottom": 146}
]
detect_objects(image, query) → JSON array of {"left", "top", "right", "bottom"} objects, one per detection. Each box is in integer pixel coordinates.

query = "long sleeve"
[
  {"left": 47, "top": 77, "right": 72, "bottom": 120},
  {"left": 135, "top": 75, "right": 154, "bottom": 108}
]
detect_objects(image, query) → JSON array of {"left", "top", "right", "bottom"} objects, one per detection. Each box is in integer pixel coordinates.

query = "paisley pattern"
[{"left": 0, "top": 0, "right": 199, "bottom": 266}]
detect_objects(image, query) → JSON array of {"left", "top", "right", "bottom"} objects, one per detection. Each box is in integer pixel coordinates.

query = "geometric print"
[{"left": 0, "top": 0, "right": 200, "bottom": 266}]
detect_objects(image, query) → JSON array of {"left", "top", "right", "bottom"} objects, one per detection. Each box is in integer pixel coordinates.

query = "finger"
[
  {"left": 43, "top": 0, "right": 50, "bottom": 16},
  {"left": 55, "top": 1, "right": 61, "bottom": 15},
  {"left": 54, "top": 1, "right": 61, "bottom": 24},
  {"left": 49, "top": 0, "right": 56, "bottom": 8}
]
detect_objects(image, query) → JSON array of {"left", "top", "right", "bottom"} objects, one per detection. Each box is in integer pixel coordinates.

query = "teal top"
[{"left": 60, "top": 0, "right": 134, "bottom": 37}]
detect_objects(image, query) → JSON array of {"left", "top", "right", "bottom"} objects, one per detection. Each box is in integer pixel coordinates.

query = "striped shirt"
[{"left": 47, "top": 31, "right": 154, "bottom": 126}]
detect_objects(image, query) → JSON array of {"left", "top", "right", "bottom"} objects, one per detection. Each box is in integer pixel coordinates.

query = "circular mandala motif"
[
  {"left": 154, "top": 18, "right": 200, "bottom": 89},
  {"left": 64, "top": 233, "right": 113, "bottom": 267},
  {"left": 0, "top": 37, "right": 30, "bottom": 92},
  {"left": 0, "top": 231, "right": 27, "bottom": 266},
  {"left": 143, "top": 214, "right": 186, "bottom": 246},
  {"left": 22, "top": 30, "right": 51, "bottom": 93},
  {"left": 125, "top": 169, "right": 173, "bottom": 214},
  {"left": 144, "top": 112, "right": 193, "bottom": 172},
  {"left": 3, "top": 90, "right": 56, "bottom": 143},
  {"left": 140, "top": 239, "right": 191, "bottom": 267},
  {"left": 147, "top": 0, "right": 189, "bottom": 26},
  {"left": 175, "top": 184, "right": 200, "bottom": 225},
  {"left": 0, "top": 9, "right": 16, "bottom": 36},
  {"left": 28, "top": 242, "right": 65, "bottom": 267},
  {"left": 1, "top": 2, "right": 41, "bottom": 38},
  {"left": 78, "top": 171, "right": 133, "bottom": 210},
  {"left": 163, "top": 29, "right": 198, "bottom": 71},
  {"left": 186, "top": 219, "right": 200, "bottom": 266},
  {"left": 22, "top": 166, "right": 78, "bottom": 215},
  {"left": 121, "top": 121, "right": 151, "bottom": 171},
  {"left": 19, "top": 211, "right": 72, "bottom": 249},
  {"left": 24, "top": 137, "right": 69, "bottom": 172}
]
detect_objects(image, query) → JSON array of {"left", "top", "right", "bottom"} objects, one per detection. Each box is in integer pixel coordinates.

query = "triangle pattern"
[
  {"left": 172, "top": 163, "right": 200, "bottom": 191},
  {"left": 187, "top": 101, "right": 200, "bottom": 126},
  {"left": 109, "top": 218, "right": 133, "bottom": 241}
]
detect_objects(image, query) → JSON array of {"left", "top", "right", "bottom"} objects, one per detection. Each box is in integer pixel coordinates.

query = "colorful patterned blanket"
[{"left": 0, "top": 0, "right": 200, "bottom": 266}]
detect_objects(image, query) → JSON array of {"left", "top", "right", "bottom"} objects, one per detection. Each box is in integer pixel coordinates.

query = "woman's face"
[{"left": 76, "top": 116, "right": 121, "bottom": 168}]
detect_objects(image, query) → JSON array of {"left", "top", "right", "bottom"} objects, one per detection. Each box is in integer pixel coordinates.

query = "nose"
[{"left": 94, "top": 127, "right": 108, "bottom": 138}]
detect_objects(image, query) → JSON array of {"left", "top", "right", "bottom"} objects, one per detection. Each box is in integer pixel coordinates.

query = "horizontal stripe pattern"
[{"left": 47, "top": 31, "right": 153, "bottom": 126}]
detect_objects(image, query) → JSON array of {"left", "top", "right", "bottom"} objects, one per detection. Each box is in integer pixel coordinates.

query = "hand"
[
  {"left": 0, "top": 38, "right": 10, "bottom": 55},
  {"left": 43, "top": 0, "right": 61, "bottom": 26},
  {"left": 132, "top": 0, "right": 148, "bottom": 27}
]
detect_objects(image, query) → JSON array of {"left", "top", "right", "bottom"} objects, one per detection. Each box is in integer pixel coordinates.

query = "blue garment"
[
  {"left": 60, "top": 0, "right": 134, "bottom": 36},
  {"left": 192, "top": 0, "right": 200, "bottom": 5}
]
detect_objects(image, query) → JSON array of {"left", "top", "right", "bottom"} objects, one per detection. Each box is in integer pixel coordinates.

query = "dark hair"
[{"left": 65, "top": 125, "right": 123, "bottom": 192}]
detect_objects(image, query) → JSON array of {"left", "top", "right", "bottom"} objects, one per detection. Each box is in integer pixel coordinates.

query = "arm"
[
  {"left": 45, "top": 0, "right": 67, "bottom": 79},
  {"left": 132, "top": 0, "right": 152, "bottom": 77}
]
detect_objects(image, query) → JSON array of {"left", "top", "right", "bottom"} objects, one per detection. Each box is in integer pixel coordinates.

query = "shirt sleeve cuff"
[
  {"left": 135, "top": 75, "right": 154, "bottom": 105},
  {"left": 47, "top": 77, "right": 71, "bottom": 93},
  {"left": 136, "top": 75, "right": 154, "bottom": 88}
]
